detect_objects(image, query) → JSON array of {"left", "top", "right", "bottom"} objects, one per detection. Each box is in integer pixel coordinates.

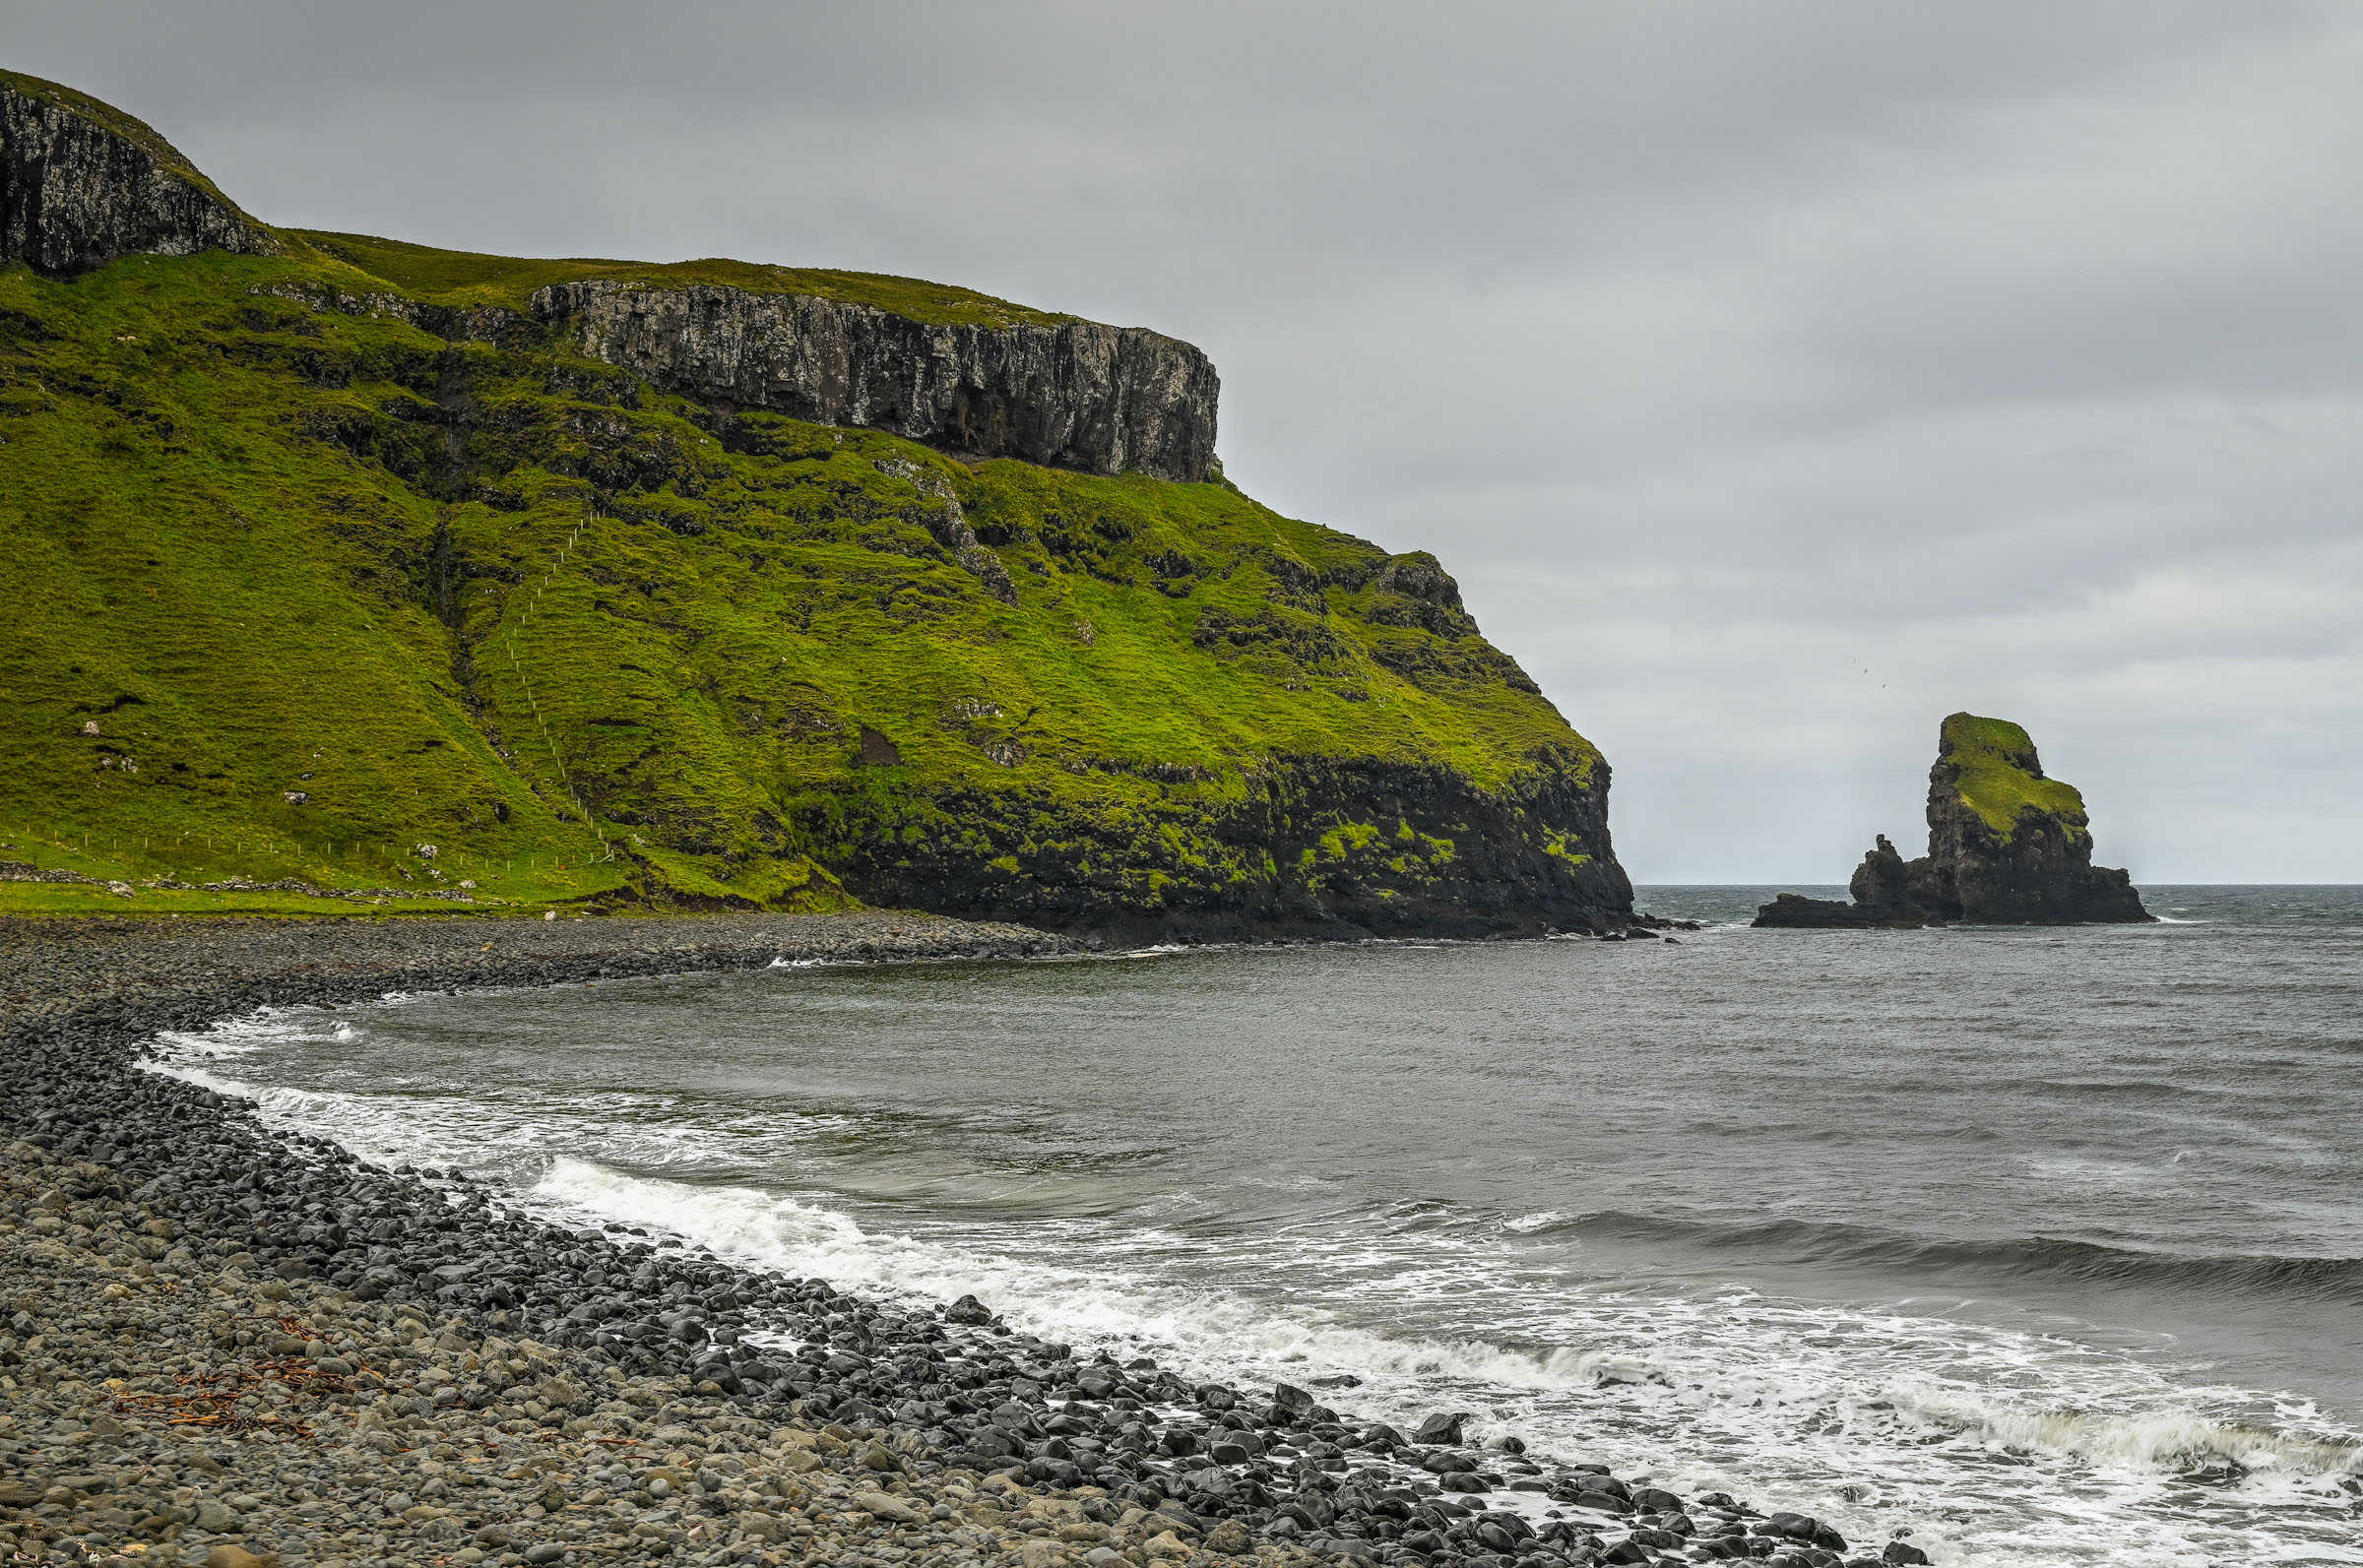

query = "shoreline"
[{"left": 2, "top": 910, "right": 1912, "bottom": 1568}]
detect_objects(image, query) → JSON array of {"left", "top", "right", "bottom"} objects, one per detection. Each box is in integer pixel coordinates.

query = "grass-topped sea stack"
[
  {"left": 1756, "top": 713, "right": 2151, "bottom": 928},
  {"left": 0, "top": 69, "right": 1632, "bottom": 936}
]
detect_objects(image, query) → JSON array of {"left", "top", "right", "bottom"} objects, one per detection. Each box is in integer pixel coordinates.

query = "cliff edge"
[
  {"left": 1756, "top": 714, "right": 2150, "bottom": 928},
  {"left": 535, "top": 281, "right": 1218, "bottom": 481}
]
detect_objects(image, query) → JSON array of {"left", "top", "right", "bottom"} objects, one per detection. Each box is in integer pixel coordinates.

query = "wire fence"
[
  {"left": 4, "top": 826, "right": 593, "bottom": 887},
  {"left": 494, "top": 504, "right": 617, "bottom": 863}
]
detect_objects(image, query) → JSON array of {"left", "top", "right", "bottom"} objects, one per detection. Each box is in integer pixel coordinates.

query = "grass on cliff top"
[
  {"left": 5, "top": 69, "right": 1080, "bottom": 334},
  {"left": 1940, "top": 712, "right": 2087, "bottom": 841},
  {"left": 296, "top": 232, "right": 1077, "bottom": 331},
  {"left": 0, "top": 69, "right": 259, "bottom": 227}
]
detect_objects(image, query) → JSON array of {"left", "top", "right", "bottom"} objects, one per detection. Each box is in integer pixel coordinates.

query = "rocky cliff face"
[
  {"left": 535, "top": 280, "right": 1219, "bottom": 481},
  {"left": 836, "top": 747, "right": 1631, "bottom": 942},
  {"left": 0, "top": 73, "right": 276, "bottom": 275},
  {"left": 1756, "top": 714, "right": 2150, "bottom": 927}
]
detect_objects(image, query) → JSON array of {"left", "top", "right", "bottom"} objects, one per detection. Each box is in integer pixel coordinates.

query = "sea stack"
[{"left": 1756, "top": 713, "right": 2151, "bottom": 927}]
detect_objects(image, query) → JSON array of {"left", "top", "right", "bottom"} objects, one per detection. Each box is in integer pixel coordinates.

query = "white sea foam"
[
  {"left": 1502, "top": 1210, "right": 1569, "bottom": 1233},
  {"left": 492, "top": 1157, "right": 2343, "bottom": 1564},
  {"left": 1886, "top": 1381, "right": 2361, "bottom": 1476},
  {"left": 535, "top": 1163, "right": 2363, "bottom": 1565},
  {"left": 2023, "top": 1155, "right": 2175, "bottom": 1191},
  {"left": 150, "top": 1003, "right": 348, "bottom": 1060},
  {"left": 428, "top": 1148, "right": 2363, "bottom": 1563},
  {"left": 532, "top": 1158, "right": 1612, "bottom": 1391}
]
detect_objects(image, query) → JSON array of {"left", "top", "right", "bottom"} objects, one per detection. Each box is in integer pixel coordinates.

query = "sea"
[{"left": 146, "top": 886, "right": 2363, "bottom": 1567}]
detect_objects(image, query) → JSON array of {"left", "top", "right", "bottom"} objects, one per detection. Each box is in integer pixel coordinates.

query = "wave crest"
[{"left": 1546, "top": 1211, "right": 2363, "bottom": 1305}]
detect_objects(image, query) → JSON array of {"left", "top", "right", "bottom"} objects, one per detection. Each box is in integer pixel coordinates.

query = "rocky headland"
[
  {"left": 1, "top": 914, "right": 1924, "bottom": 1568},
  {"left": 1756, "top": 715, "right": 2150, "bottom": 929},
  {"left": 0, "top": 66, "right": 1633, "bottom": 941}
]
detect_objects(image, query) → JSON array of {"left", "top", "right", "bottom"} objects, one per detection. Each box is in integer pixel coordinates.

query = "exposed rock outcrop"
[
  {"left": 0, "top": 72, "right": 276, "bottom": 274},
  {"left": 251, "top": 279, "right": 525, "bottom": 345},
  {"left": 832, "top": 746, "right": 1633, "bottom": 941},
  {"left": 1756, "top": 714, "right": 2151, "bottom": 928},
  {"left": 534, "top": 279, "right": 1219, "bottom": 480},
  {"left": 873, "top": 455, "right": 1019, "bottom": 603}
]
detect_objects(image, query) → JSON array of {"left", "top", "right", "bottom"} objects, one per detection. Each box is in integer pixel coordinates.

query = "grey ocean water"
[{"left": 154, "top": 887, "right": 2363, "bottom": 1566}]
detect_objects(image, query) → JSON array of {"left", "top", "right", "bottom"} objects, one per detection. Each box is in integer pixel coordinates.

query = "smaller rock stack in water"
[{"left": 1756, "top": 713, "right": 2151, "bottom": 927}]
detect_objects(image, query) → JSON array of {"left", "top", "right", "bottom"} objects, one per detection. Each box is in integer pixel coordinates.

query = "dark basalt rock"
[
  {"left": 828, "top": 746, "right": 1635, "bottom": 941},
  {"left": 1414, "top": 1411, "right": 1469, "bottom": 1445},
  {"left": 1756, "top": 713, "right": 2152, "bottom": 928},
  {"left": 535, "top": 278, "right": 1220, "bottom": 481},
  {"left": 1751, "top": 888, "right": 1926, "bottom": 929},
  {"left": 1849, "top": 830, "right": 1960, "bottom": 920},
  {"left": 0, "top": 73, "right": 277, "bottom": 275}
]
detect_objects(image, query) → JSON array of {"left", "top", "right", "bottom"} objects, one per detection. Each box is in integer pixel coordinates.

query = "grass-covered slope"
[
  {"left": 1936, "top": 713, "right": 2088, "bottom": 845},
  {"left": 0, "top": 75, "right": 1628, "bottom": 933}
]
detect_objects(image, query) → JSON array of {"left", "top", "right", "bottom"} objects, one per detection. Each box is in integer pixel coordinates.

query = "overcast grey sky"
[{"left": 11, "top": 1, "right": 2360, "bottom": 881}]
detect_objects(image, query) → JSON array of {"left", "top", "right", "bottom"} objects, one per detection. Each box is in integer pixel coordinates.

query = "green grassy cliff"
[{"left": 0, "top": 71, "right": 1630, "bottom": 934}]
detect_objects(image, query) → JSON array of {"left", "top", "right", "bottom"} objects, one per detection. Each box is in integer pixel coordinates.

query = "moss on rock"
[{"left": 1938, "top": 713, "right": 2089, "bottom": 844}]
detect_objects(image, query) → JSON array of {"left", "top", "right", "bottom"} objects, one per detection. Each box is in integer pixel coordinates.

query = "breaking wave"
[{"left": 1541, "top": 1212, "right": 2363, "bottom": 1306}]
